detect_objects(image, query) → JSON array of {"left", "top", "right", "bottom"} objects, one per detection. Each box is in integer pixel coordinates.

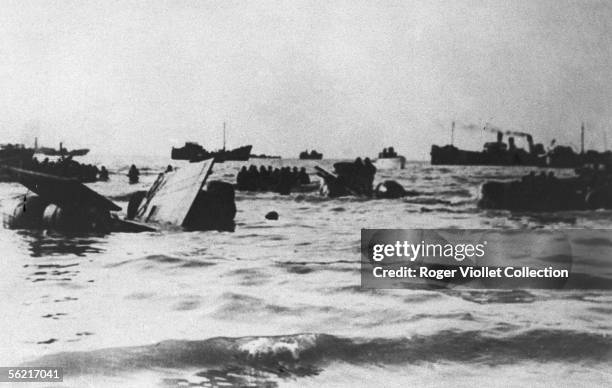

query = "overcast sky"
[{"left": 1, "top": 0, "right": 611, "bottom": 159}]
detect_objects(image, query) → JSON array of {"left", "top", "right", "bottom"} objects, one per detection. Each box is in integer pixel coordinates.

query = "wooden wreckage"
[{"left": 2, "top": 159, "right": 236, "bottom": 233}]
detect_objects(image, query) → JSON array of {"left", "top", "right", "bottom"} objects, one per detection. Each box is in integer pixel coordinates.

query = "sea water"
[{"left": 0, "top": 155, "right": 610, "bottom": 387}]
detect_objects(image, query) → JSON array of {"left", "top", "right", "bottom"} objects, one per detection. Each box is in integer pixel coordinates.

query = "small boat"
[
  {"left": 374, "top": 147, "right": 406, "bottom": 169},
  {"left": 37, "top": 142, "right": 90, "bottom": 157},
  {"left": 250, "top": 153, "right": 281, "bottom": 159},
  {"left": 299, "top": 150, "right": 323, "bottom": 160}
]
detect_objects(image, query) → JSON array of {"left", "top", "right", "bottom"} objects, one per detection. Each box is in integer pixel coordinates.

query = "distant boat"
[
  {"left": 374, "top": 146, "right": 405, "bottom": 169},
  {"left": 36, "top": 142, "right": 90, "bottom": 157},
  {"left": 250, "top": 153, "right": 281, "bottom": 159},
  {"left": 299, "top": 150, "right": 323, "bottom": 160},
  {"left": 171, "top": 123, "right": 252, "bottom": 162},
  {"left": 172, "top": 143, "right": 252, "bottom": 162}
]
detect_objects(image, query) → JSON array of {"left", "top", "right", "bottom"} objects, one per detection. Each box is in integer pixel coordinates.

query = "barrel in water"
[
  {"left": 42, "top": 204, "right": 74, "bottom": 230},
  {"left": 9, "top": 196, "right": 50, "bottom": 228}
]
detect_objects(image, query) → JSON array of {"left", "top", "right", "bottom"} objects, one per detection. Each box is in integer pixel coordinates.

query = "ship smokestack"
[
  {"left": 497, "top": 132, "right": 503, "bottom": 144},
  {"left": 581, "top": 122, "right": 585, "bottom": 154},
  {"left": 508, "top": 137, "right": 515, "bottom": 150},
  {"left": 527, "top": 134, "right": 534, "bottom": 153}
]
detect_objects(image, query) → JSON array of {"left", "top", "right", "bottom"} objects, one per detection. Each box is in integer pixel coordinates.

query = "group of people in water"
[
  {"left": 236, "top": 165, "right": 311, "bottom": 194},
  {"left": 480, "top": 162, "right": 612, "bottom": 211},
  {"left": 30, "top": 156, "right": 109, "bottom": 183},
  {"left": 331, "top": 157, "right": 377, "bottom": 196}
]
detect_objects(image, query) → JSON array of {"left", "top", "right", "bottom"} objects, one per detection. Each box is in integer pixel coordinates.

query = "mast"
[
  {"left": 580, "top": 122, "right": 585, "bottom": 155},
  {"left": 451, "top": 121, "right": 455, "bottom": 146},
  {"left": 223, "top": 122, "right": 226, "bottom": 151}
]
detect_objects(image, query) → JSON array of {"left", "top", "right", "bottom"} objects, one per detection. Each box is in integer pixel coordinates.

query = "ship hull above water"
[
  {"left": 431, "top": 145, "right": 545, "bottom": 167},
  {"left": 172, "top": 145, "right": 252, "bottom": 162},
  {"left": 374, "top": 156, "right": 406, "bottom": 169}
]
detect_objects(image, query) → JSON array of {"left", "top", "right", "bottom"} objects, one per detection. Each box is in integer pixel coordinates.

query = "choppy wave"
[{"left": 28, "top": 330, "right": 612, "bottom": 381}]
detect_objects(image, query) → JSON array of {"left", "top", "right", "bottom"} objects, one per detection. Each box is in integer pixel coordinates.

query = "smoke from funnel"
[
  {"left": 461, "top": 123, "right": 482, "bottom": 131},
  {"left": 484, "top": 122, "right": 531, "bottom": 138}
]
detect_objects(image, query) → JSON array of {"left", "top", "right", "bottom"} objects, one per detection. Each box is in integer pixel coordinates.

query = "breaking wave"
[{"left": 28, "top": 330, "right": 612, "bottom": 380}]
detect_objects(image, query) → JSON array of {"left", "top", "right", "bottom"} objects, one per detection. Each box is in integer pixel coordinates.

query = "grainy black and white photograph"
[{"left": 1, "top": 1, "right": 612, "bottom": 387}]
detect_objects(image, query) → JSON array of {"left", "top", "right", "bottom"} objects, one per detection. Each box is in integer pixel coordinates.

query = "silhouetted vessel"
[
  {"left": 299, "top": 150, "right": 323, "bottom": 160},
  {"left": 171, "top": 123, "right": 252, "bottom": 162},
  {"left": 250, "top": 153, "right": 281, "bottom": 159},
  {"left": 431, "top": 122, "right": 610, "bottom": 168},
  {"left": 37, "top": 141, "right": 89, "bottom": 157},
  {"left": 375, "top": 146, "right": 406, "bottom": 169},
  {"left": 172, "top": 143, "right": 252, "bottom": 162}
]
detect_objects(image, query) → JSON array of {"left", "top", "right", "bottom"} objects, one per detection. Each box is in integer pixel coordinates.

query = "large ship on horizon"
[
  {"left": 172, "top": 143, "right": 252, "bottom": 162},
  {"left": 171, "top": 123, "right": 252, "bottom": 162},
  {"left": 431, "top": 122, "right": 611, "bottom": 168}
]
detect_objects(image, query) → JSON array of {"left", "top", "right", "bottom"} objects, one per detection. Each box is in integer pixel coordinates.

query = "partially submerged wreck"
[
  {"left": 3, "top": 159, "right": 236, "bottom": 233},
  {"left": 316, "top": 158, "right": 408, "bottom": 199}
]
